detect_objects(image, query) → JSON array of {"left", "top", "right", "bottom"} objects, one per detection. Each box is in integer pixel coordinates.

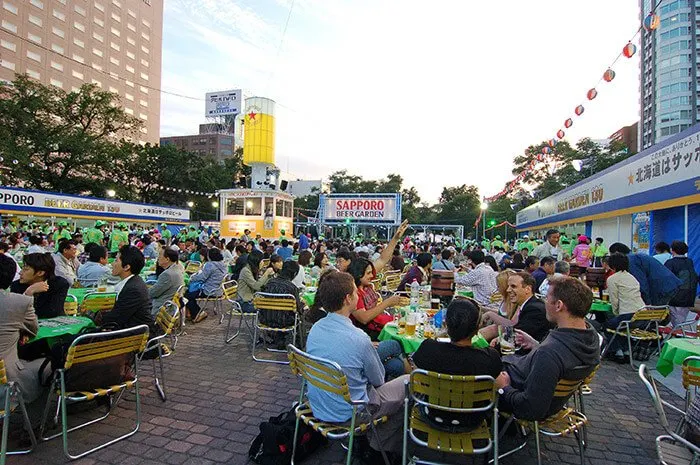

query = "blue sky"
[{"left": 160, "top": 0, "right": 641, "bottom": 204}]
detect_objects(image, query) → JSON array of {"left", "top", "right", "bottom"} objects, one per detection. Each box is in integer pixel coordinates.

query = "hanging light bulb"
[{"left": 12, "top": 160, "right": 18, "bottom": 165}]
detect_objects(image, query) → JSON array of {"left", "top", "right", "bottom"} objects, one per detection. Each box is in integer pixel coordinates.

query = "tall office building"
[
  {"left": 0, "top": 0, "right": 163, "bottom": 143},
  {"left": 639, "top": 0, "right": 696, "bottom": 150}
]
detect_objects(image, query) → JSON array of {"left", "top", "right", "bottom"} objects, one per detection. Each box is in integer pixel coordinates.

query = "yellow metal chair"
[
  {"left": 222, "top": 280, "right": 254, "bottom": 344},
  {"left": 172, "top": 285, "right": 187, "bottom": 336},
  {"left": 639, "top": 364, "right": 700, "bottom": 465},
  {"left": 287, "top": 344, "right": 389, "bottom": 465},
  {"left": 402, "top": 370, "right": 499, "bottom": 465},
  {"left": 139, "top": 302, "right": 180, "bottom": 401},
  {"left": 385, "top": 271, "right": 402, "bottom": 292},
  {"left": 63, "top": 294, "right": 78, "bottom": 316},
  {"left": 602, "top": 306, "right": 669, "bottom": 368},
  {"left": 80, "top": 292, "right": 117, "bottom": 314},
  {"left": 184, "top": 261, "right": 202, "bottom": 275},
  {"left": 500, "top": 367, "right": 592, "bottom": 465},
  {"left": 0, "top": 359, "right": 37, "bottom": 465},
  {"left": 253, "top": 293, "right": 299, "bottom": 364},
  {"left": 39, "top": 325, "right": 149, "bottom": 460}
]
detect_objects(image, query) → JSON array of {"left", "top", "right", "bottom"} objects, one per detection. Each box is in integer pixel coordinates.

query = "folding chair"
[
  {"left": 80, "top": 292, "right": 117, "bottom": 314},
  {"left": 64, "top": 294, "right": 78, "bottom": 316},
  {"left": 402, "top": 370, "right": 499, "bottom": 465},
  {"left": 385, "top": 271, "right": 402, "bottom": 292},
  {"left": 39, "top": 325, "right": 149, "bottom": 460},
  {"left": 171, "top": 285, "right": 187, "bottom": 336},
  {"left": 287, "top": 344, "right": 389, "bottom": 465},
  {"left": 222, "top": 280, "right": 253, "bottom": 343},
  {"left": 498, "top": 366, "right": 592, "bottom": 465},
  {"left": 639, "top": 364, "right": 700, "bottom": 465},
  {"left": 184, "top": 261, "right": 201, "bottom": 275},
  {"left": 0, "top": 359, "right": 37, "bottom": 465},
  {"left": 602, "top": 306, "right": 669, "bottom": 368},
  {"left": 680, "top": 356, "right": 700, "bottom": 433},
  {"left": 660, "top": 313, "right": 700, "bottom": 340},
  {"left": 139, "top": 302, "right": 180, "bottom": 401},
  {"left": 252, "top": 293, "right": 299, "bottom": 364}
]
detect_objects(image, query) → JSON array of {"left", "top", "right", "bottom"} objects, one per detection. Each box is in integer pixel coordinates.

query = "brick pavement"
[{"left": 8, "top": 315, "right": 687, "bottom": 465}]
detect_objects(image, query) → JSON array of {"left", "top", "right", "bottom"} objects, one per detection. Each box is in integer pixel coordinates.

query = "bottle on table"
[{"left": 410, "top": 279, "right": 420, "bottom": 312}]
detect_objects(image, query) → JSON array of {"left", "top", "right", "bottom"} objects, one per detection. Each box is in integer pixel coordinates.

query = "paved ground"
[{"left": 8, "top": 313, "right": 688, "bottom": 465}]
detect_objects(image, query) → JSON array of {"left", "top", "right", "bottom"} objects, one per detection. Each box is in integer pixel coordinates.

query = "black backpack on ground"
[{"left": 248, "top": 405, "right": 326, "bottom": 465}]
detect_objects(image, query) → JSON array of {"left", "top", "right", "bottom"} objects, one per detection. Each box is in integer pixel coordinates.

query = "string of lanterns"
[{"left": 482, "top": 6, "right": 661, "bottom": 204}]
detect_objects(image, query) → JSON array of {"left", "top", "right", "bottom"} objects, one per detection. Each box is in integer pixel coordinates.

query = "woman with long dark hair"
[{"left": 237, "top": 249, "right": 275, "bottom": 313}]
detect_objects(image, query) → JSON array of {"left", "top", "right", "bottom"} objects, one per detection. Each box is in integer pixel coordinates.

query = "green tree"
[{"left": 0, "top": 75, "right": 140, "bottom": 193}]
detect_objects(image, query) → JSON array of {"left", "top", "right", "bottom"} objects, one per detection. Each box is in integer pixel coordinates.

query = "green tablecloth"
[
  {"left": 302, "top": 291, "right": 316, "bottom": 307},
  {"left": 29, "top": 316, "right": 95, "bottom": 345},
  {"left": 657, "top": 338, "right": 700, "bottom": 376},
  {"left": 378, "top": 324, "right": 488, "bottom": 354},
  {"left": 590, "top": 300, "right": 612, "bottom": 313},
  {"left": 456, "top": 290, "right": 474, "bottom": 298}
]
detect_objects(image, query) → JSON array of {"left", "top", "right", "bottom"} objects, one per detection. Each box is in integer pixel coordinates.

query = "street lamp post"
[{"left": 480, "top": 201, "right": 488, "bottom": 240}]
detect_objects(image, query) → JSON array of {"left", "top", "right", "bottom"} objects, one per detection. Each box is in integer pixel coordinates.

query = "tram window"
[
  {"left": 245, "top": 197, "right": 262, "bottom": 216},
  {"left": 276, "top": 200, "right": 292, "bottom": 218},
  {"left": 264, "top": 197, "right": 274, "bottom": 216},
  {"left": 226, "top": 198, "right": 244, "bottom": 216}
]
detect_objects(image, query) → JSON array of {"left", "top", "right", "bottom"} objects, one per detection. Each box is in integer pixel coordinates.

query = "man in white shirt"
[
  {"left": 52, "top": 239, "right": 80, "bottom": 287},
  {"left": 532, "top": 229, "right": 563, "bottom": 261}
]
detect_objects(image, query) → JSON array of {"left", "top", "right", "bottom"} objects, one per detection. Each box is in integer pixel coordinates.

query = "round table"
[
  {"left": 656, "top": 338, "right": 700, "bottom": 376},
  {"left": 29, "top": 316, "right": 95, "bottom": 346},
  {"left": 378, "top": 323, "right": 488, "bottom": 354}
]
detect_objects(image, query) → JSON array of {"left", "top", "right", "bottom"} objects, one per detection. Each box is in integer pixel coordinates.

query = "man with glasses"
[{"left": 52, "top": 239, "right": 80, "bottom": 287}]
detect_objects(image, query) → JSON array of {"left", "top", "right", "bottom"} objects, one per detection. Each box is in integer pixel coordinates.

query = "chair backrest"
[
  {"left": 155, "top": 301, "right": 180, "bottom": 336},
  {"left": 631, "top": 306, "right": 670, "bottom": 323},
  {"left": 409, "top": 369, "right": 497, "bottom": 413},
  {"left": 222, "top": 279, "right": 238, "bottom": 301},
  {"left": 64, "top": 324, "right": 149, "bottom": 370},
  {"left": 253, "top": 292, "right": 298, "bottom": 313},
  {"left": 682, "top": 356, "right": 700, "bottom": 391},
  {"left": 287, "top": 344, "right": 351, "bottom": 403},
  {"left": 0, "top": 359, "right": 7, "bottom": 385},
  {"left": 489, "top": 292, "right": 504, "bottom": 304},
  {"left": 172, "top": 285, "right": 187, "bottom": 307},
  {"left": 554, "top": 365, "right": 597, "bottom": 399},
  {"left": 81, "top": 292, "right": 117, "bottom": 313},
  {"left": 385, "top": 271, "right": 402, "bottom": 291},
  {"left": 64, "top": 294, "right": 79, "bottom": 316},
  {"left": 184, "top": 261, "right": 201, "bottom": 274}
]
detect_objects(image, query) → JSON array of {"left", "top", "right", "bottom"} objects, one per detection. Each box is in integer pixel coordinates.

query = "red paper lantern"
[
  {"left": 623, "top": 43, "right": 637, "bottom": 58},
  {"left": 564, "top": 118, "right": 573, "bottom": 128},
  {"left": 542, "top": 146, "right": 551, "bottom": 155},
  {"left": 575, "top": 105, "right": 585, "bottom": 116},
  {"left": 587, "top": 88, "right": 598, "bottom": 100},
  {"left": 557, "top": 129, "right": 565, "bottom": 139},
  {"left": 603, "top": 69, "right": 616, "bottom": 82},
  {"left": 548, "top": 139, "right": 557, "bottom": 148},
  {"left": 537, "top": 154, "right": 544, "bottom": 161}
]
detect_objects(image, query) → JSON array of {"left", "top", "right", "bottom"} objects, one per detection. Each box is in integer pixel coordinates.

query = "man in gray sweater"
[{"left": 496, "top": 276, "right": 600, "bottom": 420}]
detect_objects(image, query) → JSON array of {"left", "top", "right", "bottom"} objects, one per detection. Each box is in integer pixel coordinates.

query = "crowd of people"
[{"left": 0, "top": 218, "right": 698, "bottom": 462}]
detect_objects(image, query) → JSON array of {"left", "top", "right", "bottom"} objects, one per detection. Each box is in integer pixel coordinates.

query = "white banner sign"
[
  {"left": 0, "top": 188, "right": 190, "bottom": 222},
  {"left": 517, "top": 126, "right": 700, "bottom": 227},
  {"left": 205, "top": 89, "right": 242, "bottom": 117},
  {"left": 321, "top": 195, "right": 400, "bottom": 224}
]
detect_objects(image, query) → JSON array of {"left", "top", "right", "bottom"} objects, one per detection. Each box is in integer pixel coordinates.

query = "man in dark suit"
[
  {"left": 531, "top": 256, "right": 555, "bottom": 292},
  {"left": 101, "top": 245, "right": 155, "bottom": 332},
  {"left": 508, "top": 272, "right": 553, "bottom": 343}
]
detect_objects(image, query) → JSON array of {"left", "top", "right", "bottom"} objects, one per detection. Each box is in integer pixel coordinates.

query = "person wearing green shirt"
[
  {"left": 560, "top": 238, "right": 573, "bottom": 258},
  {"left": 160, "top": 223, "right": 172, "bottom": 244},
  {"left": 480, "top": 237, "right": 491, "bottom": 251},
  {"left": 109, "top": 223, "right": 129, "bottom": 253},
  {"left": 186, "top": 226, "right": 198, "bottom": 241},
  {"left": 591, "top": 237, "right": 607, "bottom": 267},
  {"left": 491, "top": 235, "right": 504, "bottom": 250},
  {"left": 278, "top": 229, "right": 288, "bottom": 243},
  {"left": 53, "top": 221, "right": 72, "bottom": 247},
  {"left": 84, "top": 220, "right": 106, "bottom": 245},
  {"left": 518, "top": 235, "right": 535, "bottom": 253}
]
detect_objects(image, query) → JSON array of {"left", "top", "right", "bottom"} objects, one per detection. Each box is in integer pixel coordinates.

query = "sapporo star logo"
[
  {"left": 628, "top": 173, "right": 634, "bottom": 185},
  {"left": 246, "top": 105, "right": 261, "bottom": 125}
]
